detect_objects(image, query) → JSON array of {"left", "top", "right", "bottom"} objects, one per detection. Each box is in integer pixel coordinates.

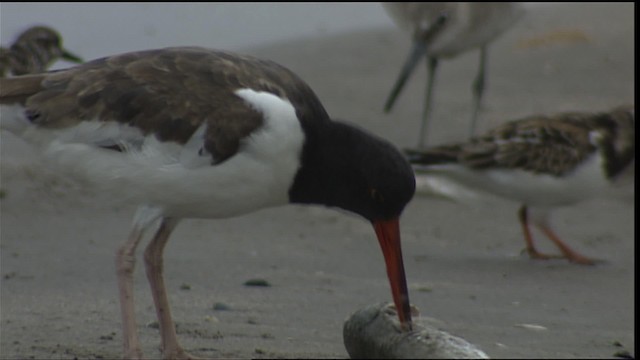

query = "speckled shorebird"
[
  {"left": 382, "top": 2, "right": 525, "bottom": 147},
  {"left": 407, "top": 106, "right": 634, "bottom": 265},
  {"left": 0, "top": 47, "right": 416, "bottom": 359},
  {"left": 0, "top": 25, "right": 83, "bottom": 77}
]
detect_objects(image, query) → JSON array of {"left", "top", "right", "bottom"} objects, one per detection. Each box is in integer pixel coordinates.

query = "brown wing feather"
[
  {"left": 0, "top": 73, "right": 46, "bottom": 104},
  {"left": 410, "top": 109, "right": 635, "bottom": 177},
  {"left": 466, "top": 114, "right": 597, "bottom": 176},
  {"left": 0, "top": 47, "right": 329, "bottom": 164}
]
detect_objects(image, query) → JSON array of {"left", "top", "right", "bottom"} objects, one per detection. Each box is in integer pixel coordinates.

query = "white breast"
[
  {"left": 414, "top": 151, "right": 610, "bottom": 208},
  {"left": 383, "top": 3, "right": 525, "bottom": 57}
]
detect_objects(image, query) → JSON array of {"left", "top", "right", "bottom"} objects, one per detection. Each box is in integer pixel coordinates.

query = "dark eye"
[{"left": 369, "top": 187, "right": 385, "bottom": 203}]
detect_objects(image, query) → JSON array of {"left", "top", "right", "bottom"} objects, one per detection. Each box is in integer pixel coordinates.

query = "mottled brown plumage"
[
  {"left": 1, "top": 47, "right": 330, "bottom": 163},
  {"left": 0, "top": 26, "right": 83, "bottom": 77},
  {"left": 408, "top": 106, "right": 635, "bottom": 179}
]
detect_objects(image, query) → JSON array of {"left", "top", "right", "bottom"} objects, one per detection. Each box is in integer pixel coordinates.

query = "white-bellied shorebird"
[
  {"left": 0, "top": 47, "right": 416, "bottom": 359},
  {"left": 0, "top": 25, "right": 83, "bottom": 77},
  {"left": 382, "top": 2, "right": 525, "bottom": 147},
  {"left": 408, "top": 106, "right": 634, "bottom": 265}
]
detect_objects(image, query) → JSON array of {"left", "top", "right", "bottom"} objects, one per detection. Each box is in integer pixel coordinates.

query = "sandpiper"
[
  {"left": 0, "top": 25, "right": 83, "bottom": 77},
  {"left": 0, "top": 47, "right": 416, "bottom": 359},
  {"left": 382, "top": 2, "right": 525, "bottom": 147},
  {"left": 408, "top": 106, "right": 634, "bottom": 265}
]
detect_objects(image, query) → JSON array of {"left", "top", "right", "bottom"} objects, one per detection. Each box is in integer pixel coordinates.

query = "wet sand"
[{"left": 0, "top": 3, "right": 634, "bottom": 359}]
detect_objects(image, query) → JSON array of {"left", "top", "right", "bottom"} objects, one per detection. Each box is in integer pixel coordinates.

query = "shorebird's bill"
[
  {"left": 61, "top": 49, "right": 83, "bottom": 63},
  {"left": 384, "top": 14, "right": 448, "bottom": 113},
  {"left": 373, "top": 218, "right": 413, "bottom": 330}
]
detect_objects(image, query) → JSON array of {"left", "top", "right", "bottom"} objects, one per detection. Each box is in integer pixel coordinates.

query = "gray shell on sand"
[{"left": 343, "top": 302, "right": 490, "bottom": 359}]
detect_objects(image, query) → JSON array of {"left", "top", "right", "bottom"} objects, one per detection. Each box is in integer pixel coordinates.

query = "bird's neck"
[{"left": 288, "top": 120, "right": 355, "bottom": 209}]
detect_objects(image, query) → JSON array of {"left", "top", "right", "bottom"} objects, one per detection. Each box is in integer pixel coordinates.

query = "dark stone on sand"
[{"left": 243, "top": 278, "right": 271, "bottom": 287}]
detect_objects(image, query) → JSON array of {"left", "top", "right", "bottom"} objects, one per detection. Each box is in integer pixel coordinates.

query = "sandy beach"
[{"left": 0, "top": 3, "right": 634, "bottom": 359}]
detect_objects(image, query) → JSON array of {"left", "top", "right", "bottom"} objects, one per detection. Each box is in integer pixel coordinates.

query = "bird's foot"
[
  {"left": 163, "top": 347, "right": 205, "bottom": 360},
  {"left": 123, "top": 348, "right": 144, "bottom": 360},
  {"left": 564, "top": 253, "right": 602, "bottom": 266},
  {"left": 523, "top": 248, "right": 563, "bottom": 261},
  {"left": 523, "top": 248, "right": 601, "bottom": 266}
]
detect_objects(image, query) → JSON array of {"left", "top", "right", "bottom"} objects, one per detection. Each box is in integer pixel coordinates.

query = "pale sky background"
[
  {"left": 1, "top": 3, "right": 395, "bottom": 60},
  {"left": 1, "top": 2, "right": 545, "bottom": 65}
]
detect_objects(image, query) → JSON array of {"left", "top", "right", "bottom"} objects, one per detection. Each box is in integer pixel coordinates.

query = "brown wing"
[
  {"left": 467, "top": 114, "right": 599, "bottom": 175},
  {"left": 410, "top": 112, "right": 604, "bottom": 177},
  {"left": 0, "top": 47, "right": 329, "bottom": 164}
]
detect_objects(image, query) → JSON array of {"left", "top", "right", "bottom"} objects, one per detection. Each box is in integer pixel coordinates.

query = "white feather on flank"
[
  {"left": 3, "top": 89, "right": 305, "bottom": 219},
  {"left": 1, "top": 105, "right": 145, "bottom": 151},
  {"left": 413, "top": 150, "right": 610, "bottom": 209}
]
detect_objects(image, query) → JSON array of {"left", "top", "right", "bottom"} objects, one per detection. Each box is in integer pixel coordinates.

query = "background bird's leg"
[
  {"left": 115, "top": 224, "right": 147, "bottom": 359},
  {"left": 538, "top": 223, "right": 597, "bottom": 265},
  {"left": 469, "top": 46, "right": 487, "bottom": 136},
  {"left": 518, "top": 205, "right": 560, "bottom": 260},
  {"left": 417, "top": 57, "right": 439, "bottom": 149},
  {"left": 143, "top": 217, "right": 199, "bottom": 359}
]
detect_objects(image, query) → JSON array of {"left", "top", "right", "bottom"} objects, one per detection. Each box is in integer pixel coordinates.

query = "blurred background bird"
[
  {"left": 382, "top": 3, "right": 525, "bottom": 148},
  {"left": 0, "top": 25, "right": 83, "bottom": 77},
  {"left": 407, "top": 105, "right": 635, "bottom": 265}
]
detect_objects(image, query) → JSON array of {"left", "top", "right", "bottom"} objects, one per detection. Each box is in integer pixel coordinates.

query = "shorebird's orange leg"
[
  {"left": 144, "top": 217, "right": 203, "bottom": 360},
  {"left": 538, "top": 224, "right": 597, "bottom": 265},
  {"left": 517, "top": 206, "right": 561, "bottom": 260}
]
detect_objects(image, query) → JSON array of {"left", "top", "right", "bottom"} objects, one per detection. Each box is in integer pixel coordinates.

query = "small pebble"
[
  {"left": 213, "top": 302, "right": 231, "bottom": 311},
  {"left": 203, "top": 315, "right": 219, "bottom": 323},
  {"left": 180, "top": 283, "right": 191, "bottom": 291},
  {"left": 99, "top": 334, "right": 114, "bottom": 341},
  {"left": 146, "top": 321, "right": 159, "bottom": 329},
  {"left": 244, "top": 279, "right": 271, "bottom": 287}
]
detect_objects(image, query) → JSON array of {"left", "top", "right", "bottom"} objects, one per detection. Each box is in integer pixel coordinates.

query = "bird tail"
[
  {"left": 0, "top": 74, "right": 45, "bottom": 135},
  {"left": 0, "top": 74, "right": 45, "bottom": 104},
  {"left": 412, "top": 167, "right": 484, "bottom": 203},
  {"left": 405, "top": 146, "right": 488, "bottom": 203},
  {"left": 404, "top": 145, "right": 461, "bottom": 166}
]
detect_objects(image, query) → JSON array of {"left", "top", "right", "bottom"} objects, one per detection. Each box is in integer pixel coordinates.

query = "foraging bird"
[
  {"left": 382, "top": 2, "right": 525, "bottom": 147},
  {"left": 0, "top": 47, "right": 416, "bottom": 359},
  {"left": 0, "top": 25, "right": 83, "bottom": 77},
  {"left": 407, "top": 106, "right": 634, "bottom": 265}
]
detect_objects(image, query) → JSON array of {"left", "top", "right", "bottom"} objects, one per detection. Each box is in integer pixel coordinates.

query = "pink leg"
[
  {"left": 115, "top": 225, "right": 146, "bottom": 359},
  {"left": 143, "top": 218, "right": 201, "bottom": 360},
  {"left": 538, "top": 224, "right": 597, "bottom": 265},
  {"left": 518, "top": 205, "right": 561, "bottom": 260}
]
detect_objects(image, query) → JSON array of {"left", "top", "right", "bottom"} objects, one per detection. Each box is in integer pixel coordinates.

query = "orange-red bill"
[{"left": 373, "top": 218, "right": 412, "bottom": 331}]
